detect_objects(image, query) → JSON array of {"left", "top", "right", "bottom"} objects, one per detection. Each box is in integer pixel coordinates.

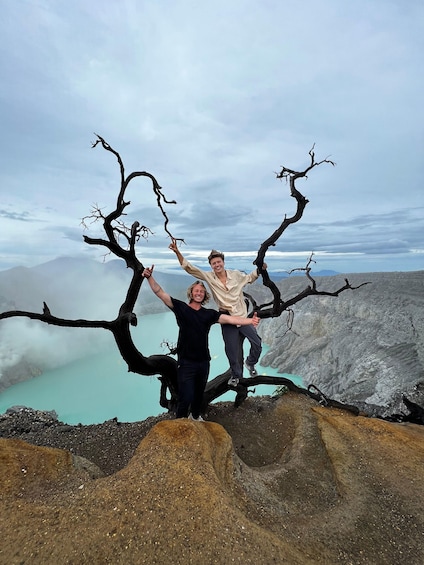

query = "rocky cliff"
[{"left": 257, "top": 271, "right": 424, "bottom": 418}]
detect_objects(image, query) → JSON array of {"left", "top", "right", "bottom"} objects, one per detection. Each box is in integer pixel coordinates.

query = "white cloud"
[{"left": 0, "top": 0, "right": 423, "bottom": 273}]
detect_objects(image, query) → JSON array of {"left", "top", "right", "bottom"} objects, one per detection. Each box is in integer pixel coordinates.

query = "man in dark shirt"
[
  {"left": 142, "top": 266, "right": 260, "bottom": 420},
  {"left": 169, "top": 240, "right": 266, "bottom": 386}
]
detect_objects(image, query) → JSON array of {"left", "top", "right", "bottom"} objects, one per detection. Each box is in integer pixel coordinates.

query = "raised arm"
[
  {"left": 218, "top": 312, "right": 260, "bottom": 327},
  {"left": 169, "top": 239, "right": 208, "bottom": 280},
  {"left": 142, "top": 266, "right": 173, "bottom": 309},
  {"left": 169, "top": 239, "right": 185, "bottom": 266}
]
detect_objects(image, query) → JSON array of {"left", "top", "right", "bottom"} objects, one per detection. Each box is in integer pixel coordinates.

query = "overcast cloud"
[{"left": 0, "top": 0, "right": 423, "bottom": 275}]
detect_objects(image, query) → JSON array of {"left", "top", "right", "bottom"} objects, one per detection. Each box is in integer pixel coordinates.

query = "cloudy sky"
[{"left": 0, "top": 0, "right": 423, "bottom": 275}]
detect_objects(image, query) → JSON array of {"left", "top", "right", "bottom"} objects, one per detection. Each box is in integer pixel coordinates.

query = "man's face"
[
  {"left": 191, "top": 283, "right": 206, "bottom": 303},
  {"left": 209, "top": 257, "right": 225, "bottom": 274}
]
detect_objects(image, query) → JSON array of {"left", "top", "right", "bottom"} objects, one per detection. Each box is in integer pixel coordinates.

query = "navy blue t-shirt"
[{"left": 170, "top": 298, "right": 221, "bottom": 362}]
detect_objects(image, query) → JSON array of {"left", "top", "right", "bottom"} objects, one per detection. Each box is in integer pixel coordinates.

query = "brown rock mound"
[
  {"left": 1, "top": 394, "right": 424, "bottom": 564},
  {"left": 0, "top": 438, "right": 104, "bottom": 495}
]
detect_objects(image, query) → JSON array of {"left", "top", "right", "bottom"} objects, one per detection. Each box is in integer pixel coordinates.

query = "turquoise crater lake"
[{"left": 0, "top": 312, "right": 302, "bottom": 424}]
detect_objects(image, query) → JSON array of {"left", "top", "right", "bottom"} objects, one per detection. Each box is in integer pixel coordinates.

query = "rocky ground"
[
  {"left": 0, "top": 406, "right": 171, "bottom": 477},
  {"left": 0, "top": 395, "right": 316, "bottom": 477},
  {"left": 1, "top": 394, "right": 424, "bottom": 565}
]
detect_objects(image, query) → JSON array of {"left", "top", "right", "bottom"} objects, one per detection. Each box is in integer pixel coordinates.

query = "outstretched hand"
[
  {"left": 142, "top": 265, "right": 154, "bottom": 278},
  {"left": 251, "top": 312, "right": 260, "bottom": 327},
  {"left": 169, "top": 239, "right": 178, "bottom": 253},
  {"left": 256, "top": 262, "right": 268, "bottom": 273}
]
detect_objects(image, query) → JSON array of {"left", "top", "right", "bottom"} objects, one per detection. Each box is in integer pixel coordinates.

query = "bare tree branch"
[
  {"left": 0, "top": 307, "right": 112, "bottom": 330},
  {"left": 0, "top": 139, "right": 367, "bottom": 418}
]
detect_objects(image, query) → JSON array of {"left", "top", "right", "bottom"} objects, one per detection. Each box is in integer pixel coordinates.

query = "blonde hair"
[{"left": 187, "top": 280, "right": 210, "bottom": 305}]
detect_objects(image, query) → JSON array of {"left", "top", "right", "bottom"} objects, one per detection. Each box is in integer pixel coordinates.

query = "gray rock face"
[
  {"left": 0, "top": 359, "right": 43, "bottom": 392},
  {"left": 257, "top": 271, "right": 424, "bottom": 417}
]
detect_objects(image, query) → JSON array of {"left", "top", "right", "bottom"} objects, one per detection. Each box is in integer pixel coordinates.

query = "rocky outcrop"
[
  {"left": 258, "top": 271, "right": 424, "bottom": 417},
  {"left": 0, "top": 438, "right": 104, "bottom": 494},
  {"left": 0, "top": 358, "right": 42, "bottom": 391},
  {"left": 1, "top": 395, "right": 424, "bottom": 565}
]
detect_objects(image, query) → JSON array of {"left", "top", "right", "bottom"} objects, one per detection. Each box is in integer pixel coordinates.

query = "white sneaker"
[
  {"left": 188, "top": 414, "right": 204, "bottom": 421},
  {"left": 228, "top": 376, "right": 239, "bottom": 386}
]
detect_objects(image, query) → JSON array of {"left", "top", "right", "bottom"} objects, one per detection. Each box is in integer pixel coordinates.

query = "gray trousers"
[{"left": 221, "top": 323, "right": 262, "bottom": 379}]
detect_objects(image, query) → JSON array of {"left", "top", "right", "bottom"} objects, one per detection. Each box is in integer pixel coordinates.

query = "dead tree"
[{"left": 0, "top": 137, "right": 367, "bottom": 415}]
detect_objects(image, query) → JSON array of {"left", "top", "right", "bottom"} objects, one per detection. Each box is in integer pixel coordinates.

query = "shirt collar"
[{"left": 212, "top": 269, "right": 231, "bottom": 280}]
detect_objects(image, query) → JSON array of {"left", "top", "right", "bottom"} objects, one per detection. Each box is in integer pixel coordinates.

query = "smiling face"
[
  {"left": 209, "top": 256, "right": 225, "bottom": 276},
  {"left": 187, "top": 281, "right": 210, "bottom": 305},
  {"left": 191, "top": 283, "right": 206, "bottom": 303}
]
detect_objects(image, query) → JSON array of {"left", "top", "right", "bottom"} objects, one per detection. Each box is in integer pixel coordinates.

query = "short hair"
[
  {"left": 186, "top": 280, "right": 210, "bottom": 305},
  {"left": 208, "top": 249, "right": 225, "bottom": 263}
]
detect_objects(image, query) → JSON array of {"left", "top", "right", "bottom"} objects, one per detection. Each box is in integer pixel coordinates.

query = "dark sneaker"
[
  {"left": 228, "top": 376, "right": 239, "bottom": 386},
  {"left": 245, "top": 360, "right": 258, "bottom": 376}
]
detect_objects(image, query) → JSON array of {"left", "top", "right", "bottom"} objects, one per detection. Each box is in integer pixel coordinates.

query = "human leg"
[
  {"left": 221, "top": 324, "right": 243, "bottom": 380},
  {"left": 240, "top": 325, "right": 262, "bottom": 375},
  {"left": 176, "top": 359, "right": 196, "bottom": 418},
  {"left": 190, "top": 361, "right": 209, "bottom": 419}
]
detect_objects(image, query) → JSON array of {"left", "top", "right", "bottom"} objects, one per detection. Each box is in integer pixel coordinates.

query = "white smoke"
[
  {"left": 0, "top": 318, "right": 108, "bottom": 376},
  {"left": 0, "top": 258, "right": 133, "bottom": 385}
]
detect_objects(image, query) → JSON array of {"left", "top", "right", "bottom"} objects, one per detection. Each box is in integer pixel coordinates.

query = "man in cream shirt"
[{"left": 169, "top": 241, "right": 266, "bottom": 386}]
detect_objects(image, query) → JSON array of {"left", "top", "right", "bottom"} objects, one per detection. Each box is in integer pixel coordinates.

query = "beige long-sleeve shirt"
[{"left": 181, "top": 258, "right": 259, "bottom": 317}]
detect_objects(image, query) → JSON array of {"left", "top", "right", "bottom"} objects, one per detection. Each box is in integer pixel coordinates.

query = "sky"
[{"left": 0, "top": 0, "right": 423, "bottom": 276}]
